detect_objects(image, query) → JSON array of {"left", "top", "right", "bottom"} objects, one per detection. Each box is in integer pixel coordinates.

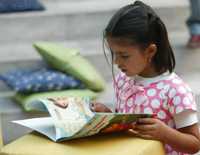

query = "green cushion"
[
  {"left": 14, "top": 89, "right": 98, "bottom": 112},
  {"left": 33, "top": 42, "right": 105, "bottom": 92}
]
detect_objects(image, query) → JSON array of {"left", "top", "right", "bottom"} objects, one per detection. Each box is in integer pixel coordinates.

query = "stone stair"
[{"left": 0, "top": 0, "right": 189, "bottom": 44}]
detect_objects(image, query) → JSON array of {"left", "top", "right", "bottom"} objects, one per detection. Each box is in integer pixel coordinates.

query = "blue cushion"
[
  {"left": 0, "top": 68, "right": 85, "bottom": 93},
  {"left": 0, "top": 0, "right": 45, "bottom": 13}
]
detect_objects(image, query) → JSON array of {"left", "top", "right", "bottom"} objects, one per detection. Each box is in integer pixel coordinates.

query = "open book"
[{"left": 13, "top": 97, "right": 152, "bottom": 142}]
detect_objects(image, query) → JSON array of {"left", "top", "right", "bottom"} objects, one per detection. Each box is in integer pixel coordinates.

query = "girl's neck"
[{"left": 138, "top": 64, "right": 166, "bottom": 78}]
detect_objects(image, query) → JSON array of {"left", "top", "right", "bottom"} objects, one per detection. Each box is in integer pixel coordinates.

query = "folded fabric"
[
  {"left": 33, "top": 42, "right": 106, "bottom": 92},
  {"left": 0, "top": 68, "right": 85, "bottom": 93},
  {"left": 14, "top": 89, "right": 98, "bottom": 112},
  {"left": 0, "top": 0, "right": 45, "bottom": 13}
]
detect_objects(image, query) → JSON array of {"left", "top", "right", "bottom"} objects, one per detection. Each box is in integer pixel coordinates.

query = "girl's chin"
[
  {"left": 123, "top": 71, "right": 135, "bottom": 77},
  {"left": 120, "top": 69, "right": 136, "bottom": 77}
]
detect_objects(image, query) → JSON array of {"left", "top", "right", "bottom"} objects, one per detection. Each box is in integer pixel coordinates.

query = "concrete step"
[
  {"left": 1, "top": 31, "right": 199, "bottom": 73},
  {"left": 0, "top": 0, "right": 189, "bottom": 43},
  {"left": 0, "top": 33, "right": 200, "bottom": 97},
  {"left": 39, "top": 0, "right": 189, "bottom": 8},
  {"left": 0, "top": 39, "right": 103, "bottom": 62}
]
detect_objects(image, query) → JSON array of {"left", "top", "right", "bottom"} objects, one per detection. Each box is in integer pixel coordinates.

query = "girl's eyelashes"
[
  {"left": 113, "top": 54, "right": 130, "bottom": 61},
  {"left": 121, "top": 55, "right": 130, "bottom": 59}
]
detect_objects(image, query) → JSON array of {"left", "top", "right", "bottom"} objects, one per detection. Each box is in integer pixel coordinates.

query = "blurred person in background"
[{"left": 187, "top": 0, "right": 200, "bottom": 48}]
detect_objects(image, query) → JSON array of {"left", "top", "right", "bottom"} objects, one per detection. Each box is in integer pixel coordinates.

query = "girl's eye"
[{"left": 121, "top": 55, "right": 129, "bottom": 59}]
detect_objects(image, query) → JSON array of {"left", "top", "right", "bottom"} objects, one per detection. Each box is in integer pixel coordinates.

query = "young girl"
[{"left": 91, "top": 1, "right": 200, "bottom": 155}]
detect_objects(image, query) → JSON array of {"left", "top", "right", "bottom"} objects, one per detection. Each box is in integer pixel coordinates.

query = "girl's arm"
[
  {"left": 133, "top": 118, "right": 200, "bottom": 154},
  {"left": 163, "top": 123, "right": 200, "bottom": 154}
]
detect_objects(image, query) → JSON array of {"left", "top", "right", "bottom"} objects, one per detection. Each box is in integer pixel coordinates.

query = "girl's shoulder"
[
  {"left": 114, "top": 71, "right": 193, "bottom": 94},
  {"left": 156, "top": 72, "right": 192, "bottom": 92},
  {"left": 146, "top": 72, "right": 194, "bottom": 99}
]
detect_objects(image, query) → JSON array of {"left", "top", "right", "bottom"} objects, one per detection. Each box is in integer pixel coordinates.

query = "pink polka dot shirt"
[{"left": 114, "top": 71, "right": 198, "bottom": 155}]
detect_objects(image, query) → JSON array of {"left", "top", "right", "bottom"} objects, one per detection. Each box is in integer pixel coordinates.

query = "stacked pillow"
[
  {"left": 0, "top": 68, "right": 85, "bottom": 93},
  {"left": 0, "top": 42, "right": 105, "bottom": 112},
  {"left": 33, "top": 42, "right": 105, "bottom": 92}
]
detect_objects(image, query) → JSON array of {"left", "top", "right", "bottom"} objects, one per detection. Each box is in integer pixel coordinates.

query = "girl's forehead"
[
  {"left": 107, "top": 37, "right": 133, "bottom": 46},
  {"left": 107, "top": 37, "right": 139, "bottom": 53}
]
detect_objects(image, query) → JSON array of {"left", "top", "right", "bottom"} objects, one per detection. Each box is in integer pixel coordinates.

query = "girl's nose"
[{"left": 114, "top": 56, "right": 120, "bottom": 65}]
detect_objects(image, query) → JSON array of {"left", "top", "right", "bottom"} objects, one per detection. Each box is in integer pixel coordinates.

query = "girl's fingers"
[
  {"left": 137, "top": 118, "right": 156, "bottom": 124},
  {"left": 134, "top": 129, "right": 152, "bottom": 135},
  {"left": 135, "top": 124, "right": 156, "bottom": 131},
  {"left": 128, "top": 131, "right": 141, "bottom": 138},
  {"left": 89, "top": 102, "right": 112, "bottom": 112},
  {"left": 90, "top": 103, "right": 95, "bottom": 111},
  {"left": 136, "top": 133, "right": 153, "bottom": 140},
  {"left": 128, "top": 130, "right": 153, "bottom": 140},
  {"left": 48, "top": 98, "right": 68, "bottom": 108},
  {"left": 131, "top": 122, "right": 137, "bottom": 129},
  {"left": 58, "top": 101, "right": 68, "bottom": 108}
]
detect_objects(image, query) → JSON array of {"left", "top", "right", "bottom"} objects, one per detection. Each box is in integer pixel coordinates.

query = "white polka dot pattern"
[
  {"left": 157, "top": 110, "right": 166, "bottom": 119},
  {"left": 159, "top": 90, "right": 167, "bottom": 99},
  {"left": 127, "top": 98, "right": 133, "bottom": 107},
  {"left": 156, "top": 82, "right": 164, "bottom": 89},
  {"left": 114, "top": 72, "right": 197, "bottom": 155},
  {"left": 147, "top": 88, "right": 157, "bottom": 97},
  {"left": 135, "top": 95, "right": 146, "bottom": 105},
  {"left": 151, "top": 99, "right": 160, "bottom": 108},
  {"left": 178, "top": 86, "right": 187, "bottom": 94},
  {"left": 183, "top": 97, "right": 190, "bottom": 106},
  {"left": 176, "top": 106, "right": 183, "bottom": 113},
  {"left": 117, "top": 79, "right": 124, "bottom": 88},
  {"left": 172, "top": 96, "right": 181, "bottom": 106},
  {"left": 169, "top": 88, "right": 177, "bottom": 98},
  {"left": 144, "top": 107, "right": 153, "bottom": 114}
]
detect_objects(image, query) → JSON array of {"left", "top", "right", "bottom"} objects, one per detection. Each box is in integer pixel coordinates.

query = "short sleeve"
[
  {"left": 174, "top": 110, "right": 199, "bottom": 128},
  {"left": 168, "top": 84, "right": 197, "bottom": 116}
]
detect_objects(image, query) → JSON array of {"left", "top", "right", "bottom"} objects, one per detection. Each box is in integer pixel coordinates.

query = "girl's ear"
[{"left": 145, "top": 43, "right": 157, "bottom": 63}]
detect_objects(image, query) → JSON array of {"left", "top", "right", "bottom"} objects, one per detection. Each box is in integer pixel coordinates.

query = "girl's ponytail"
[{"left": 148, "top": 15, "right": 176, "bottom": 73}]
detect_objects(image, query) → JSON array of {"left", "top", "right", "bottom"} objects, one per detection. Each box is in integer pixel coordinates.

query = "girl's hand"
[
  {"left": 48, "top": 97, "right": 68, "bottom": 108},
  {"left": 90, "top": 102, "right": 112, "bottom": 113},
  {"left": 131, "top": 118, "right": 169, "bottom": 141}
]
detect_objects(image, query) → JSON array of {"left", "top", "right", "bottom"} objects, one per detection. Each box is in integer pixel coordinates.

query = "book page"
[
  {"left": 41, "top": 97, "right": 95, "bottom": 139},
  {"left": 13, "top": 117, "right": 57, "bottom": 141}
]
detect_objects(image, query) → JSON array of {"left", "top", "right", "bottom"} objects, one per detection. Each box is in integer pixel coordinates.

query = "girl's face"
[{"left": 107, "top": 37, "right": 157, "bottom": 77}]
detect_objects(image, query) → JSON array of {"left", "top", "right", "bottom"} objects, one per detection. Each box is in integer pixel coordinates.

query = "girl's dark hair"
[{"left": 103, "top": 1, "right": 175, "bottom": 74}]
